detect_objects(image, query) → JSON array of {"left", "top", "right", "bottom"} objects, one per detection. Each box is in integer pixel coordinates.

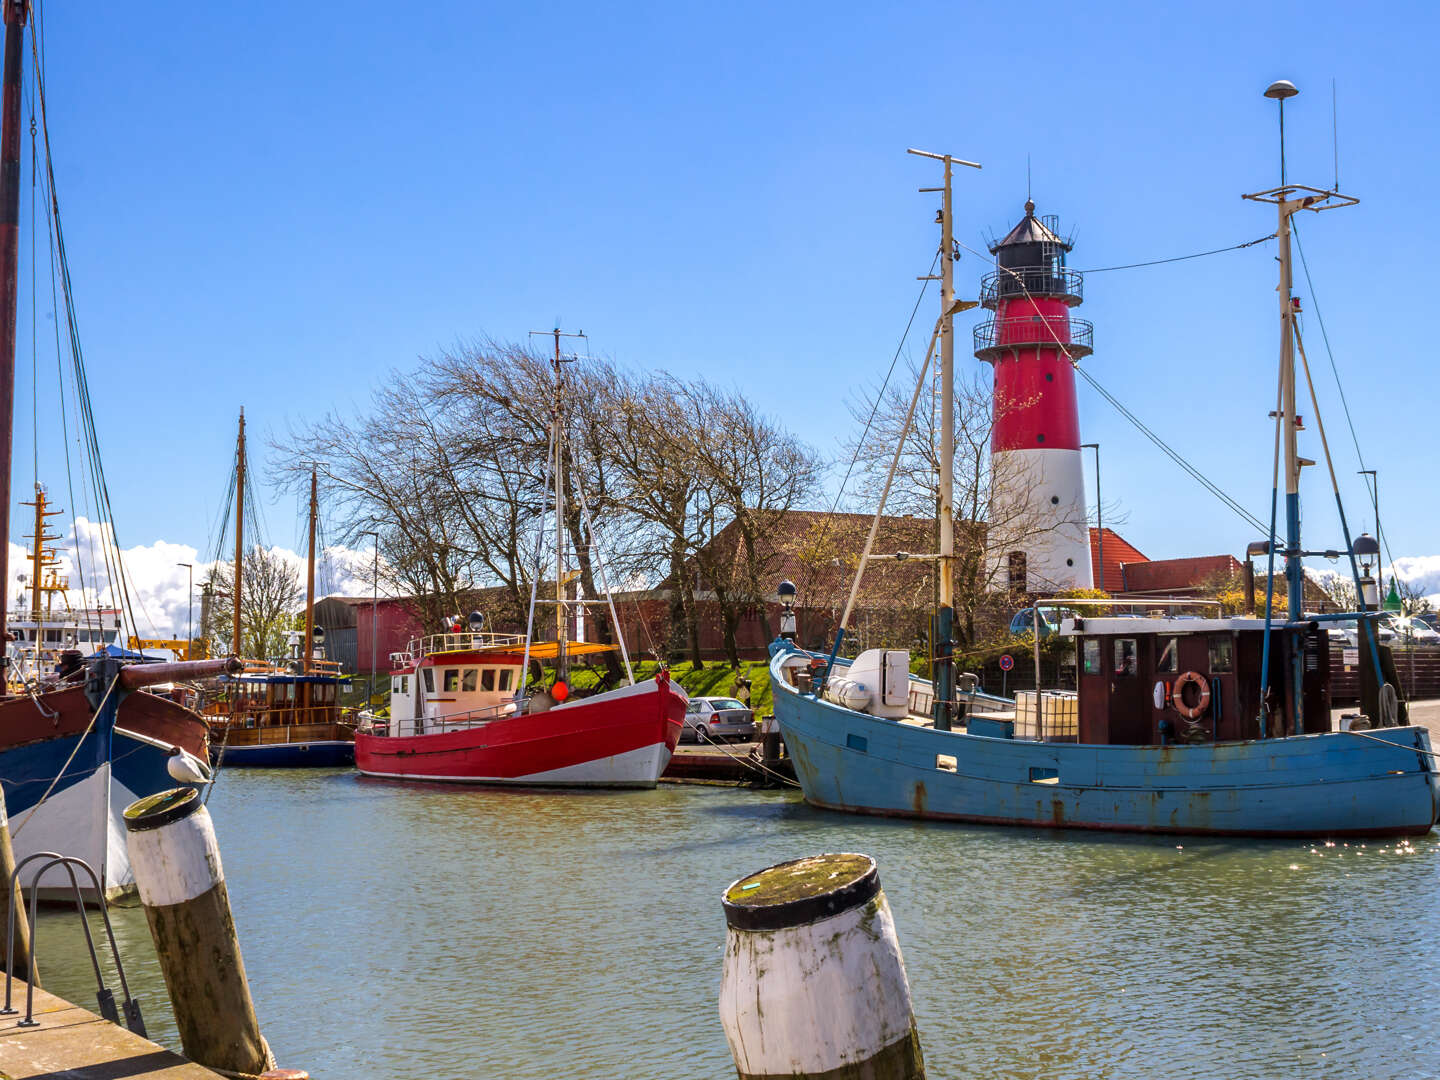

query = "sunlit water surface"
[{"left": 30, "top": 770, "right": 1440, "bottom": 1079}]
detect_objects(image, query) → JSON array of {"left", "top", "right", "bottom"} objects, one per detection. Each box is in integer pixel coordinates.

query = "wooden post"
[
  {"left": 0, "top": 790, "right": 31, "bottom": 981},
  {"left": 122, "top": 788, "right": 276, "bottom": 1077},
  {"left": 719, "top": 853, "right": 924, "bottom": 1080}
]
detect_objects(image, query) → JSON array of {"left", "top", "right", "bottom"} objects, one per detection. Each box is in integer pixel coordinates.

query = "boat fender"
[
  {"left": 1152, "top": 681, "right": 1166, "bottom": 710},
  {"left": 1172, "top": 671, "right": 1211, "bottom": 720}
]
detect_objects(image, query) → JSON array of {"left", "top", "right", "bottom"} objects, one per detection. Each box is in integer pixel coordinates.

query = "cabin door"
[{"left": 1106, "top": 636, "right": 1151, "bottom": 744}]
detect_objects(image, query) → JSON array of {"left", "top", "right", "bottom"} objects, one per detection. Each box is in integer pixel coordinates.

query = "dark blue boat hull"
[
  {"left": 220, "top": 740, "right": 355, "bottom": 768},
  {"left": 771, "top": 644, "right": 1439, "bottom": 837}
]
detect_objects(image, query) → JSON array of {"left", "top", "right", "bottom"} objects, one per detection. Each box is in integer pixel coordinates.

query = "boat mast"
[
  {"left": 303, "top": 465, "right": 317, "bottom": 675},
  {"left": 530, "top": 326, "right": 585, "bottom": 688},
  {"left": 233, "top": 408, "right": 245, "bottom": 657},
  {"left": 907, "top": 148, "right": 980, "bottom": 730},
  {"left": 1245, "top": 80, "right": 1357, "bottom": 736},
  {"left": 0, "top": 1, "right": 29, "bottom": 659}
]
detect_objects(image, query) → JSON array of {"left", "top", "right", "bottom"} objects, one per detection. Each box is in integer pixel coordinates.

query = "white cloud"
[{"left": 4, "top": 518, "right": 379, "bottom": 639}]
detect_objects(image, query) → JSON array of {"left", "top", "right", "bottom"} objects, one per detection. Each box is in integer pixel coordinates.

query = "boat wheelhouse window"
[
  {"left": 1113, "top": 639, "right": 1138, "bottom": 677},
  {"left": 443, "top": 669, "right": 460, "bottom": 693},
  {"left": 392, "top": 677, "right": 401, "bottom": 693},
  {"left": 422, "top": 668, "right": 435, "bottom": 693},
  {"left": 1082, "top": 638, "right": 1101, "bottom": 676},
  {"left": 401, "top": 675, "right": 410, "bottom": 694},
  {"left": 1157, "top": 637, "right": 1179, "bottom": 674},
  {"left": 1208, "top": 636, "right": 1234, "bottom": 673},
  {"left": 498, "top": 668, "right": 514, "bottom": 692},
  {"left": 481, "top": 669, "right": 496, "bottom": 692},
  {"left": 462, "top": 669, "right": 477, "bottom": 692}
]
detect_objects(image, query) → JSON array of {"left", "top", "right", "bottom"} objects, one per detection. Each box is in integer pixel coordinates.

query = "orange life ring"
[{"left": 1172, "top": 671, "right": 1211, "bottom": 720}]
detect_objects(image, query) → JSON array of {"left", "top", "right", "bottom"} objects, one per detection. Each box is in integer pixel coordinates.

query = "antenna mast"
[
  {"left": 907, "top": 147, "right": 981, "bottom": 731},
  {"left": 233, "top": 408, "right": 245, "bottom": 658}
]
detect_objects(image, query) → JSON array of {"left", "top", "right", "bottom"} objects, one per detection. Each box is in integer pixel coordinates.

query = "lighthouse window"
[
  {"left": 1007, "top": 551, "right": 1027, "bottom": 591},
  {"left": 1036, "top": 434, "right": 1046, "bottom": 443},
  {"left": 1050, "top": 496, "right": 1060, "bottom": 505},
  {"left": 1045, "top": 373, "right": 1054, "bottom": 382},
  {"left": 462, "top": 669, "right": 477, "bottom": 692}
]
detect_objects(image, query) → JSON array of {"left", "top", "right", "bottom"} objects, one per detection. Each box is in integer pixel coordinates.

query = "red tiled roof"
[
  {"left": 1089, "top": 527, "right": 1146, "bottom": 593},
  {"left": 1120, "top": 555, "right": 1243, "bottom": 593}
]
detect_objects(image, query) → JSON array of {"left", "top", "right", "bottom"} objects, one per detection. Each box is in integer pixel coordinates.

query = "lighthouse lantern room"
[{"left": 975, "top": 200, "right": 1095, "bottom": 592}]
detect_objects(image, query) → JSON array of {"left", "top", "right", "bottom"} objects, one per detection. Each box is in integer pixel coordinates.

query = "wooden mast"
[
  {"left": 302, "top": 466, "right": 316, "bottom": 675},
  {"left": 232, "top": 409, "right": 244, "bottom": 658},
  {"left": 0, "top": 0, "right": 30, "bottom": 659}
]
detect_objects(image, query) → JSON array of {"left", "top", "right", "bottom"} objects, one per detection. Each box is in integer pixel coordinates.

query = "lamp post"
[
  {"left": 177, "top": 562, "right": 193, "bottom": 660},
  {"left": 364, "top": 531, "right": 380, "bottom": 704},
  {"left": 1081, "top": 443, "right": 1101, "bottom": 590},
  {"left": 1358, "top": 469, "right": 1381, "bottom": 598}
]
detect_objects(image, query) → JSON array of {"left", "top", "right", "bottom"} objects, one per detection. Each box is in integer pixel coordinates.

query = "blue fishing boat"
[{"left": 771, "top": 114, "right": 1439, "bottom": 839}]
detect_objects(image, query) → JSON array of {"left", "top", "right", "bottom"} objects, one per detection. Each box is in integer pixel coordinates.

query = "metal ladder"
[{"left": 2, "top": 853, "right": 145, "bottom": 1034}]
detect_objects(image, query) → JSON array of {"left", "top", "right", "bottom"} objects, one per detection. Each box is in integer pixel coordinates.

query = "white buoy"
[
  {"left": 123, "top": 787, "right": 276, "bottom": 1078},
  {"left": 719, "top": 853, "right": 924, "bottom": 1079}
]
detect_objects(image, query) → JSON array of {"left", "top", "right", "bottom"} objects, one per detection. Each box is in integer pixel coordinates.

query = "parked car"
[
  {"left": 1380, "top": 613, "right": 1440, "bottom": 645},
  {"left": 1414, "top": 611, "right": 1440, "bottom": 633},
  {"left": 1008, "top": 606, "right": 1081, "bottom": 638},
  {"left": 683, "top": 697, "right": 757, "bottom": 744}
]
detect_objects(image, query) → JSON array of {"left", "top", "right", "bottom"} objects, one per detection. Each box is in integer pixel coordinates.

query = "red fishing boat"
[
  {"left": 355, "top": 327, "right": 686, "bottom": 787},
  {"left": 355, "top": 633, "right": 685, "bottom": 786}
]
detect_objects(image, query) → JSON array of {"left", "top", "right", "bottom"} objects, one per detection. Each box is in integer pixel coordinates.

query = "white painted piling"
[
  {"left": 123, "top": 787, "right": 276, "bottom": 1079},
  {"left": 719, "top": 853, "right": 924, "bottom": 1080}
]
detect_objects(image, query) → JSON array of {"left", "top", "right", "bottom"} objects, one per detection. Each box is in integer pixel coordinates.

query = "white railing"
[
  {"left": 371, "top": 698, "right": 522, "bottom": 737},
  {"left": 390, "top": 631, "right": 527, "bottom": 668}
]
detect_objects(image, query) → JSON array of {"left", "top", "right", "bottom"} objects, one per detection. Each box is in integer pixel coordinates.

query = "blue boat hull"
[
  {"left": 771, "top": 647, "right": 1439, "bottom": 837},
  {"left": 219, "top": 740, "right": 355, "bottom": 768}
]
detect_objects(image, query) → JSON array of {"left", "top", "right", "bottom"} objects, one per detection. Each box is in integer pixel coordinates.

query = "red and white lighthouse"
[{"left": 974, "top": 200, "right": 1094, "bottom": 591}]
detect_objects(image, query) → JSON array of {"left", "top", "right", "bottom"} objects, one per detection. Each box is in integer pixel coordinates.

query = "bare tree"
[{"left": 200, "top": 546, "right": 303, "bottom": 659}]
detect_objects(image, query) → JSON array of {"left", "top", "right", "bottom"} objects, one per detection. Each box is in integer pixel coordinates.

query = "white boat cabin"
[{"left": 388, "top": 632, "right": 529, "bottom": 737}]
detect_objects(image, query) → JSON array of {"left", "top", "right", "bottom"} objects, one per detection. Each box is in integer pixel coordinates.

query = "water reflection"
[{"left": 28, "top": 771, "right": 1440, "bottom": 1078}]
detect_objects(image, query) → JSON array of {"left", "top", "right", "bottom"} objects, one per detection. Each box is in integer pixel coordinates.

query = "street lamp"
[
  {"left": 364, "top": 531, "right": 380, "bottom": 704},
  {"left": 1081, "top": 443, "right": 1101, "bottom": 590},
  {"left": 177, "top": 562, "right": 193, "bottom": 659},
  {"left": 1358, "top": 469, "right": 1381, "bottom": 597}
]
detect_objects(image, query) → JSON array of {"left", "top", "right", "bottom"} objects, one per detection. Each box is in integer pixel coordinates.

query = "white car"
[{"left": 1381, "top": 614, "right": 1440, "bottom": 645}]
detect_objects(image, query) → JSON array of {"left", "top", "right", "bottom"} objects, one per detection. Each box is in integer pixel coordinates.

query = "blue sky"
[{"left": 10, "top": 0, "right": 1439, "bottom": 617}]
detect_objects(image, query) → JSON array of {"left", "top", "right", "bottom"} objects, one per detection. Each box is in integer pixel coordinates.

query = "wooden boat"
[
  {"left": 355, "top": 329, "right": 686, "bottom": 787},
  {"left": 202, "top": 446, "right": 356, "bottom": 766},
  {"left": 771, "top": 133, "right": 1438, "bottom": 838}
]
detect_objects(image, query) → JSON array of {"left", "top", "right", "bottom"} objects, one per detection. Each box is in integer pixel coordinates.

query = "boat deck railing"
[
  {"left": 370, "top": 697, "right": 522, "bottom": 736},
  {"left": 392, "top": 632, "right": 527, "bottom": 667}
]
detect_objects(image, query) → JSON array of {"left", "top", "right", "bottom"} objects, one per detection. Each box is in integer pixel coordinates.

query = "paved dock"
[{"left": 0, "top": 981, "right": 224, "bottom": 1079}]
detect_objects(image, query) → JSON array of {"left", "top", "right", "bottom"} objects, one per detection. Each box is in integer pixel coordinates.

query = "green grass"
[{"left": 562, "top": 659, "right": 774, "bottom": 714}]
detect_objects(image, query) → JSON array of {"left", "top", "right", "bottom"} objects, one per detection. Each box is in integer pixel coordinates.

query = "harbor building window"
[
  {"left": 1114, "top": 639, "right": 1138, "bottom": 677},
  {"left": 1208, "top": 636, "right": 1233, "bottom": 674},
  {"left": 443, "top": 669, "right": 460, "bottom": 693},
  {"left": 481, "top": 669, "right": 496, "bottom": 692},
  {"left": 1157, "top": 638, "right": 1179, "bottom": 674},
  {"left": 462, "top": 669, "right": 477, "bottom": 692},
  {"left": 1007, "top": 551, "right": 1027, "bottom": 592},
  {"left": 422, "top": 668, "right": 434, "bottom": 694},
  {"left": 1082, "top": 639, "right": 1101, "bottom": 675}
]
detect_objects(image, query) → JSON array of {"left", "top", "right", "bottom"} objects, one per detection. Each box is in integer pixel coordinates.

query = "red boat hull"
[{"left": 355, "top": 677, "right": 686, "bottom": 787}]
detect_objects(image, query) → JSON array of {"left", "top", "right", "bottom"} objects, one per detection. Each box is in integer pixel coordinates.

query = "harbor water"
[{"left": 31, "top": 770, "right": 1440, "bottom": 1079}]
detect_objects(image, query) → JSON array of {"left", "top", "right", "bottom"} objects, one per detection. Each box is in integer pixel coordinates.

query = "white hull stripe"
[{"left": 360, "top": 740, "right": 672, "bottom": 787}]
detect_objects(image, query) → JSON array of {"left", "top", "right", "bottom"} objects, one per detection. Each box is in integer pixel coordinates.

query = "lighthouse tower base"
[{"left": 987, "top": 447, "right": 1093, "bottom": 592}]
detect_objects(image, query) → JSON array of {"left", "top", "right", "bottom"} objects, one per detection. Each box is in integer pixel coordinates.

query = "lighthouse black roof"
[{"left": 989, "top": 199, "right": 1072, "bottom": 254}]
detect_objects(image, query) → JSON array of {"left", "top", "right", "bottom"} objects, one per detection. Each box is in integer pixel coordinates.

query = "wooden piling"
[
  {"left": 0, "top": 789, "right": 32, "bottom": 981},
  {"left": 719, "top": 853, "right": 924, "bottom": 1080},
  {"left": 122, "top": 787, "right": 276, "bottom": 1078}
]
